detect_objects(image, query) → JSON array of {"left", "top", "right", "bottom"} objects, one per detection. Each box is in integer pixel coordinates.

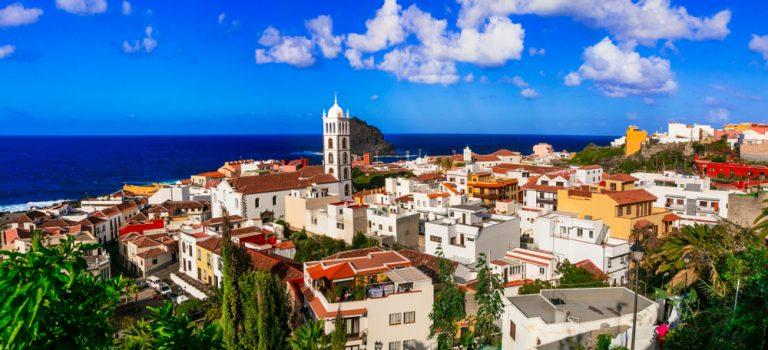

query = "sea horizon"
[{"left": 0, "top": 133, "right": 615, "bottom": 211}]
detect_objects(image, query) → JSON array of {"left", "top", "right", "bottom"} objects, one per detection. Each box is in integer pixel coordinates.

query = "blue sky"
[{"left": 1, "top": 0, "right": 767, "bottom": 136}]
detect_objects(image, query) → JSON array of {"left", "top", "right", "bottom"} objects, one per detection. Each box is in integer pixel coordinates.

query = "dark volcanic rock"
[{"left": 350, "top": 117, "right": 396, "bottom": 156}]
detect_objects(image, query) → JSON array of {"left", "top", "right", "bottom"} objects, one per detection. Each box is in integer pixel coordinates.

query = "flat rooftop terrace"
[{"left": 508, "top": 287, "right": 653, "bottom": 324}]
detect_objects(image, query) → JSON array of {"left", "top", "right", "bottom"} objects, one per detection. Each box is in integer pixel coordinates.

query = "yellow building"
[
  {"left": 123, "top": 183, "right": 162, "bottom": 196},
  {"left": 196, "top": 236, "right": 222, "bottom": 287},
  {"left": 467, "top": 172, "right": 519, "bottom": 206},
  {"left": 556, "top": 174, "right": 673, "bottom": 240},
  {"left": 624, "top": 125, "right": 648, "bottom": 156}
]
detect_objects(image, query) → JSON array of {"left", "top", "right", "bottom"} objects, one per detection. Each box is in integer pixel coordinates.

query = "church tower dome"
[{"left": 322, "top": 94, "right": 352, "bottom": 198}]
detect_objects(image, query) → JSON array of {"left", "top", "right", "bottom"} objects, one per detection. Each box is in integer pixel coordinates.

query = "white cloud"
[
  {"left": 748, "top": 34, "right": 768, "bottom": 61},
  {"left": 702, "top": 95, "right": 719, "bottom": 106},
  {"left": 344, "top": 49, "right": 375, "bottom": 69},
  {"left": 457, "top": 0, "right": 730, "bottom": 44},
  {"left": 501, "top": 75, "right": 528, "bottom": 88},
  {"left": 706, "top": 108, "right": 730, "bottom": 123},
  {"left": 464, "top": 73, "right": 474, "bottom": 83},
  {"left": 346, "top": 0, "right": 406, "bottom": 53},
  {"left": 306, "top": 15, "right": 343, "bottom": 59},
  {"left": 521, "top": 88, "right": 539, "bottom": 99},
  {"left": 0, "top": 3, "right": 43, "bottom": 27},
  {"left": 218, "top": 12, "right": 226, "bottom": 24},
  {"left": 370, "top": 94, "right": 380, "bottom": 101},
  {"left": 56, "top": 0, "right": 107, "bottom": 15},
  {"left": 255, "top": 28, "right": 315, "bottom": 67},
  {"left": 378, "top": 47, "right": 459, "bottom": 84},
  {"left": 565, "top": 37, "right": 677, "bottom": 97},
  {"left": 402, "top": 6, "right": 524, "bottom": 66},
  {"left": 0, "top": 45, "right": 15, "bottom": 59},
  {"left": 528, "top": 47, "right": 545, "bottom": 56},
  {"left": 123, "top": 26, "right": 157, "bottom": 54},
  {"left": 121, "top": 1, "right": 131, "bottom": 15}
]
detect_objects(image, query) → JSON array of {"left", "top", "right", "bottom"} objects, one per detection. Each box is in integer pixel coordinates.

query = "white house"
[
  {"left": 533, "top": 211, "right": 630, "bottom": 285},
  {"left": 302, "top": 251, "right": 435, "bottom": 350},
  {"left": 425, "top": 204, "right": 521, "bottom": 264},
  {"left": 658, "top": 122, "right": 714, "bottom": 144},
  {"left": 212, "top": 166, "right": 340, "bottom": 221},
  {"left": 501, "top": 288, "right": 658, "bottom": 350},
  {"left": 632, "top": 171, "right": 729, "bottom": 225},
  {"left": 366, "top": 204, "right": 420, "bottom": 249}
]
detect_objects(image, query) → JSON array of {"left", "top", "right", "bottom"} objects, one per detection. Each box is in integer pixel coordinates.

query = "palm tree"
[
  {"left": 753, "top": 197, "right": 768, "bottom": 241},
  {"left": 118, "top": 319, "right": 153, "bottom": 350},
  {"left": 201, "top": 287, "right": 222, "bottom": 324},
  {"left": 147, "top": 301, "right": 222, "bottom": 350},
  {"left": 289, "top": 320, "right": 328, "bottom": 350},
  {"left": 653, "top": 224, "right": 730, "bottom": 295}
]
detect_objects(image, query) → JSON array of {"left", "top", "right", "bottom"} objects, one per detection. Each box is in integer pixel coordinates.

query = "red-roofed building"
[
  {"left": 119, "top": 230, "right": 178, "bottom": 277},
  {"left": 301, "top": 249, "right": 434, "bottom": 349}
]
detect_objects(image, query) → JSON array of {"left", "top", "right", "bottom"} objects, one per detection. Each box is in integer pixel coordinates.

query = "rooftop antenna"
[{"left": 334, "top": 92, "right": 338, "bottom": 104}]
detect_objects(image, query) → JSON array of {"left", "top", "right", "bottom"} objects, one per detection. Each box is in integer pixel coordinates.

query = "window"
[
  {"left": 589, "top": 230, "right": 594, "bottom": 239},
  {"left": 342, "top": 138, "right": 347, "bottom": 149},
  {"left": 328, "top": 153, "right": 334, "bottom": 164},
  {"left": 430, "top": 235, "right": 442, "bottom": 243},
  {"left": 152, "top": 258, "right": 157, "bottom": 265},
  {"left": 577, "top": 228, "right": 583, "bottom": 237},
  {"left": 509, "top": 320, "right": 516, "bottom": 340},
  {"left": 344, "top": 317, "right": 360, "bottom": 336},
  {"left": 389, "top": 313, "right": 402, "bottom": 325},
  {"left": 343, "top": 152, "right": 348, "bottom": 164},
  {"left": 255, "top": 198, "right": 259, "bottom": 208},
  {"left": 617, "top": 206, "right": 623, "bottom": 216},
  {"left": 328, "top": 138, "right": 333, "bottom": 149},
  {"left": 272, "top": 195, "right": 277, "bottom": 206},
  {"left": 403, "top": 340, "right": 416, "bottom": 350},
  {"left": 403, "top": 311, "right": 415, "bottom": 324},
  {"left": 539, "top": 267, "right": 545, "bottom": 274},
  {"left": 389, "top": 341, "right": 402, "bottom": 350}
]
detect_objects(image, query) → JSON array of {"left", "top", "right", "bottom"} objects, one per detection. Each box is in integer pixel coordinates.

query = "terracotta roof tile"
[{"left": 605, "top": 189, "right": 657, "bottom": 205}]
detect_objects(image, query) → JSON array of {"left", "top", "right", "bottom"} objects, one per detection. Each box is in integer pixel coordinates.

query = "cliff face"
[{"left": 350, "top": 117, "right": 396, "bottom": 156}]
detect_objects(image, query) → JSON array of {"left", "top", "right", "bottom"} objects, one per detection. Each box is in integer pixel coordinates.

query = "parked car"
[
  {"left": 147, "top": 276, "right": 162, "bottom": 290},
  {"left": 175, "top": 294, "right": 190, "bottom": 304},
  {"left": 158, "top": 283, "right": 172, "bottom": 296},
  {"left": 134, "top": 279, "right": 148, "bottom": 290}
]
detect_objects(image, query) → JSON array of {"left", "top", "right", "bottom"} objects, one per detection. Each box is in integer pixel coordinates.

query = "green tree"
[
  {"left": 329, "top": 312, "right": 347, "bottom": 350},
  {"left": 241, "top": 271, "right": 290, "bottom": 350},
  {"left": 595, "top": 334, "right": 612, "bottom": 350},
  {"left": 557, "top": 260, "right": 608, "bottom": 288},
  {"left": 147, "top": 301, "right": 222, "bottom": 350},
  {"left": 472, "top": 253, "right": 504, "bottom": 347},
  {"left": 351, "top": 231, "right": 378, "bottom": 249},
  {"left": 289, "top": 320, "right": 328, "bottom": 350},
  {"left": 220, "top": 212, "right": 253, "bottom": 349},
  {"left": 518, "top": 279, "right": 553, "bottom": 295},
  {"left": 429, "top": 247, "right": 466, "bottom": 349},
  {"left": 0, "top": 233, "right": 126, "bottom": 349},
  {"left": 653, "top": 224, "right": 730, "bottom": 295},
  {"left": 118, "top": 319, "right": 154, "bottom": 350}
]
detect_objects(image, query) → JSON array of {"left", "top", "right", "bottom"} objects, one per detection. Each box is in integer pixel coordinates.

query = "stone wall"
[
  {"left": 740, "top": 142, "right": 768, "bottom": 162},
  {"left": 728, "top": 191, "right": 768, "bottom": 227}
]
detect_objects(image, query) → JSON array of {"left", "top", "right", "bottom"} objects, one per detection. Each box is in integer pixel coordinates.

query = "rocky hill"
[{"left": 350, "top": 117, "right": 396, "bottom": 156}]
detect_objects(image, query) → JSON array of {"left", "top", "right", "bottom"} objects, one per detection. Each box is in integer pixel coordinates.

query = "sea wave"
[
  {"left": 0, "top": 199, "right": 69, "bottom": 213},
  {"left": 290, "top": 151, "right": 323, "bottom": 156}
]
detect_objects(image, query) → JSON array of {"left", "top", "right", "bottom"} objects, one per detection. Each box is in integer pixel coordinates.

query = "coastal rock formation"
[{"left": 350, "top": 117, "right": 396, "bottom": 156}]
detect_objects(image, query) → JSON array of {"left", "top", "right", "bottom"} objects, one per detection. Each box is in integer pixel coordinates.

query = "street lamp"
[
  {"left": 374, "top": 341, "right": 383, "bottom": 350},
  {"left": 630, "top": 240, "right": 645, "bottom": 350}
]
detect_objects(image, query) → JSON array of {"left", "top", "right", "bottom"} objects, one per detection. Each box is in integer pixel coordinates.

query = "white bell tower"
[{"left": 322, "top": 94, "right": 352, "bottom": 197}]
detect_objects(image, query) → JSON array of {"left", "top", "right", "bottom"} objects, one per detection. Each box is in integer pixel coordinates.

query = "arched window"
[
  {"left": 255, "top": 198, "right": 259, "bottom": 208},
  {"left": 328, "top": 138, "right": 333, "bottom": 149},
  {"left": 344, "top": 184, "right": 350, "bottom": 196},
  {"left": 272, "top": 195, "right": 277, "bottom": 206},
  {"left": 328, "top": 153, "right": 334, "bottom": 164},
  {"left": 342, "top": 137, "right": 347, "bottom": 149},
  {"left": 344, "top": 168, "right": 350, "bottom": 180},
  {"left": 342, "top": 152, "right": 348, "bottom": 164},
  {"left": 329, "top": 168, "right": 335, "bottom": 175}
]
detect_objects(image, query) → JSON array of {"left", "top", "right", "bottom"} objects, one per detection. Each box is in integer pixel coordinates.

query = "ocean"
[{"left": 0, "top": 134, "right": 614, "bottom": 211}]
